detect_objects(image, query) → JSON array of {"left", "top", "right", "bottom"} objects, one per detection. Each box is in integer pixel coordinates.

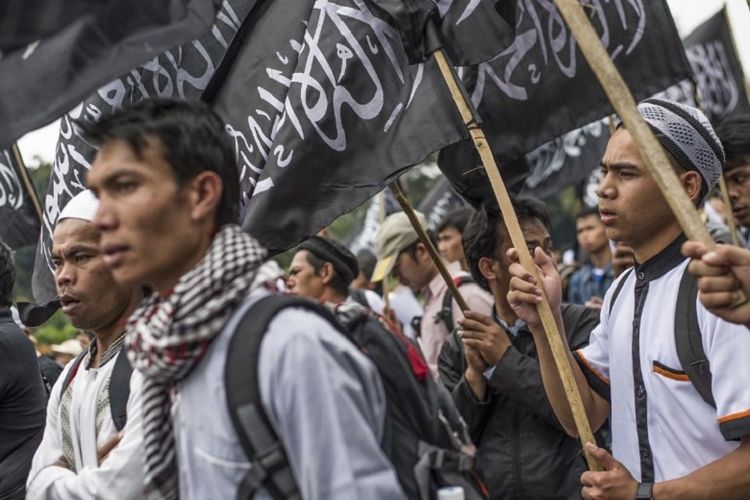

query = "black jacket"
[
  {"left": 0, "top": 308, "right": 47, "bottom": 500},
  {"left": 438, "top": 303, "right": 600, "bottom": 500}
]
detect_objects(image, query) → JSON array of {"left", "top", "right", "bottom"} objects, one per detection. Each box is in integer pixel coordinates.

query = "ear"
[
  {"left": 319, "top": 262, "right": 335, "bottom": 285},
  {"left": 477, "top": 256, "right": 498, "bottom": 284},
  {"left": 681, "top": 170, "right": 703, "bottom": 205},
  {"left": 415, "top": 242, "right": 431, "bottom": 263},
  {"left": 188, "top": 171, "right": 223, "bottom": 223}
]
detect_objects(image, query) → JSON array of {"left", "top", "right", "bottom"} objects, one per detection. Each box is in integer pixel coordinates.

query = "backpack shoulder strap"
[
  {"left": 607, "top": 268, "right": 633, "bottom": 315},
  {"left": 675, "top": 265, "right": 715, "bottom": 408},
  {"left": 109, "top": 349, "right": 133, "bottom": 431},
  {"left": 226, "top": 294, "right": 339, "bottom": 500},
  {"left": 59, "top": 351, "right": 86, "bottom": 395},
  {"left": 349, "top": 288, "right": 369, "bottom": 308},
  {"left": 440, "top": 275, "right": 476, "bottom": 332}
]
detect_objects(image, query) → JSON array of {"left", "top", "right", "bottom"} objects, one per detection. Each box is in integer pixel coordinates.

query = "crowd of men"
[{"left": 1, "top": 96, "right": 750, "bottom": 500}]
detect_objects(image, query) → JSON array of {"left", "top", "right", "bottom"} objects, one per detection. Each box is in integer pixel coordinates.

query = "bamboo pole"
[
  {"left": 389, "top": 180, "right": 470, "bottom": 312},
  {"left": 10, "top": 143, "right": 43, "bottom": 222},
  {"left": 378, "top": 191, "right": 391, "bottom": 311},
  {"left": 432, "top": 49, "right": 601, "bottom": 471}
]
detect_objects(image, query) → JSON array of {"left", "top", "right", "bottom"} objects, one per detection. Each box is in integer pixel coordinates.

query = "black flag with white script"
[
  {"left": 0, "top": 0, "right": 223, "bottom": 148},
  {"left": 439, "top": 0, "right": 692, "bottom": 188},
  {"left": 683, "top": 6, "right": 750, "bottom": 123},
  {"left": 207, "top": 0, "right": 467, "bottom": 254},
  {"left": 0, "top": 147, "right": 40, "bottom": 249}
]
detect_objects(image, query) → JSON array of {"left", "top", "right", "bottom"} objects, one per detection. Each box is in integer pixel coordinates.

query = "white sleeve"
[
  {"left": 699, "top": 304, "right": 750, "bottom": 441},
  {"left": 259, "top": 309, "right": 405, "bottom": 500},
  {"left": 26, "top": 369, "right": 145, "bottom": 500}
]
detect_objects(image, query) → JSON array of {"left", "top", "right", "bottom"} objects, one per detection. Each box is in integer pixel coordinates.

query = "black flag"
[
  {"left": 683, "top": 7, "right": 750, "bottom": 123},
  {"left": 32, "top": 0, "right": 257, "bottom": 302},
  {"left": 417, "top": 177, "right": 467, "bottom": 231},
  {"left": 208, "top": 0, "right": 467, "bottom": 254},
  {"left": 0, "top": 0, "right": 224, "bottom": 147},
  {"left": 346, "top": 190, "right": 401, "bottom": 255},
  {"left": 439, "top": 0, "right": 692, "bottom": 185},
  {"left": 521, "top": 119, "right": 610, "bottom": 200},
  {"left": 0, "top": 147, "right": 41, "bottom": 249}
]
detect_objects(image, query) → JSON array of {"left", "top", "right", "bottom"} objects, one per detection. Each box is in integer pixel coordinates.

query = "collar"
[
  {"left": 633, "top": 234, "right": 687, "bottom": 283},
  {"left": 0, "top": 307, "right": 13, "bottom": 324},
  {"left": 424, "top": 261, "right": 463, "bottom": 299},
  {"left": 492, "top": 310, "right": 527, "bottom": 337}
]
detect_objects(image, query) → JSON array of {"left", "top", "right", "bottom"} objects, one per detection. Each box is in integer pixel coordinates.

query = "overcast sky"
[{"left": 15, "top": 0, "right": 750, "bottom": 166}]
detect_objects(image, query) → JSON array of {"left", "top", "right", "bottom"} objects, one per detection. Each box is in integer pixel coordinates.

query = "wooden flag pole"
[
  {"left": 10, "top": 143, "right": 43, "bottom": 222},
  {"left": 378, "top": 191, "right": 391, "bottom": 311},
  {"left": 432, "top": 49, "right": 601, "bottom": 471},
  {"left": 389, "top": 180, "right": 471, "bottom": 312}
]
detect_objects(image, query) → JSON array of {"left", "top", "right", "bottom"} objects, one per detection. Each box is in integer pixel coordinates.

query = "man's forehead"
[{"left": 52, "top": 218, "right": 100, "bottom": 249}]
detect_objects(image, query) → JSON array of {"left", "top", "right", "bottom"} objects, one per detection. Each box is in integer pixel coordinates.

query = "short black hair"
[
  {"left": 78, "top": 98, "right": 239, "bottom": 226},
  {"left": 463, "top": 197, "right": 551, "bottom": 291},
  {"left": 436, "top": 206, "right": 473, "bottom": 234},
  {"left": 575, "top": 205, "right": 600, "bottom": 221},
  {"left": 716, "top": 114, "right": 750, "bottom": 167},
  {"left": 0, "top": 242, "right": 15, "bottom": 307},
  {"left": 303, "top": 251, "right": 352, "bottom": 296},
  {"left": 356, "top": 249, "right": 377, "bottom": 280}
]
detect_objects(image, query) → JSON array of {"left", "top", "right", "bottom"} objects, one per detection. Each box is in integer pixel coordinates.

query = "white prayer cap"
[{"left": 58, "top": 190, "right": 99, "bottom": 224}]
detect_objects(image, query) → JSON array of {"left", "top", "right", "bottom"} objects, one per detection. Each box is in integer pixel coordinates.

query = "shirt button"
[
  {"left": 635, "top": 385, "right": 645, "bottom": 398},
  {"left": 641, "top": 447, "right": 651, "bottom": 459},
  {"left": 638, "top": 272, "right": 645, "bottom": 280}
]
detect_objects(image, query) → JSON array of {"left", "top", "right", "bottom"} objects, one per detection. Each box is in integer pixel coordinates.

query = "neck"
[
  {"left": 490, "top": 280, "right": 517, "bottom": 324},
  {"left": 632, "top": 223, "right": 682, "bottom": 264},
  {"left": 92, "top": 288, "right": 143, "bottom": 368},
  {"left": 589, "top": 245, "right": 612, "bottom": 269},
  {"left": 322, "top": 289, "right": 347, "bottom": 304},
  {"left": 156, "top": 225, "right": 215, "bottom": 296}
]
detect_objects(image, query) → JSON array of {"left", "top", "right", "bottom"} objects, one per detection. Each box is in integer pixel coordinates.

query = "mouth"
[
  {"left": 599, "top": 208, "right": 618, "bottom": 225},
  {"left": 59, "top": 295, "right": 81, "bottom": 314},
  {"left": 102, "top": 244, "right": 129, "bottom": 267},
  {"left": 733, "top": 206, "right": 749, "bottom": 220}
]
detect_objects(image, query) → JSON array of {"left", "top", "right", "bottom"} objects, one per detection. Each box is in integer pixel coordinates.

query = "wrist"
[
  {"left": 635, "top": 481, "right": 654, "bottom": 499},
  {"left": 465, "top": 368, "right": 487, "bottom": 400}
]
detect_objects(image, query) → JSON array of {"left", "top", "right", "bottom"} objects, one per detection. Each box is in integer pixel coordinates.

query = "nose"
[
  {"left": 93, "top": 194, "right": 118, "bottom": 232},
  {"left": 55, "top": 261, "right": 75, "bottom": 290},
  {"left": 596, "top": 172, "right": 615, "bottom": 200}
]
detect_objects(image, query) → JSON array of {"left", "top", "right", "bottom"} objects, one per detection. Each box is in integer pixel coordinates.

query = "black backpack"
[
  {"left": 609, "top": 266, "right": 714, "bottom": 407},
  {"left": 59, "top": 349, "right": 133, "bottom": 431},
  {"left": 437, "top": 275, "right": 476, "bottom": 332},
  {"left": 225, "top": 294, "right": 488, "bottom": 500}
]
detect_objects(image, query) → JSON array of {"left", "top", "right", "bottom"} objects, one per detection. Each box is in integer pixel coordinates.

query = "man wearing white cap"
[
  {"left": 508, "top": 99, "right": 750, "bottom": 499},
  {"left": 372, "top": 211, "right": 492, "bottom": 379},
  {"left": 27, "top": 190, "right": 144, "bottom": 499}
]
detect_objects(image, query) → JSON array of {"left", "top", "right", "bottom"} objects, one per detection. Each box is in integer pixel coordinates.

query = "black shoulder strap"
[
  {"left": 226, "top": 294, "right": 340, "bottom": 500},
  {"left": 440, "top": 275, "right": 475, "bottom": 332},
  {"left": 59, "top": 351, "right": 86, "bottom": 395},
  {"left": 59, "top": 348, "right": 134, "bottom": 431},
  {"left": 675, "top": 266, "right": 715, "bottom": 408},
  {"left": 607, "top": 268, "right": 633, "bottom": 315},
  {"left": 349, "top": 288, "right": 370, "bottom": 308},
  {"left": 109, "top": 349, "right": 133, "bottom": 431}
]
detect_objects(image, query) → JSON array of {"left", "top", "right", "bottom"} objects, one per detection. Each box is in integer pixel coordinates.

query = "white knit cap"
[{"left": 58, "top": 190, "right": 99, "bottom": 224}]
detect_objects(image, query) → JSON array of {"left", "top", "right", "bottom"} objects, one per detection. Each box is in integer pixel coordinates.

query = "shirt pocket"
[{"left": 651, "top": 360, "right": 690, "bottom": 382}]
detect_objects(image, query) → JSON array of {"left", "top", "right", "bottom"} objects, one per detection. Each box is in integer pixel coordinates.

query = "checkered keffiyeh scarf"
[{"left": 125, "top": 224, "right": 267, "bottom": 499}]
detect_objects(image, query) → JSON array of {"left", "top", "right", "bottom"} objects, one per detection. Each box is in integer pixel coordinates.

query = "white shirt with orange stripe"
[{"left": 575, "top": 240, "right": 750, "bottom": 483}]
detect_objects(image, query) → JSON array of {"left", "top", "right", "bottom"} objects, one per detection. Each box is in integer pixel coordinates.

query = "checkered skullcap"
[{"left": 635, "top": 98, "right": 725, "bottom": 193}]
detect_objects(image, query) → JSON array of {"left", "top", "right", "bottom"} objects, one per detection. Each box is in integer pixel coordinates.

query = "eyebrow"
[
  {"left": 53, "top": 243, "right": 100, "bottom": 259},
  {"left": 88, "top": 168, "right": 141, "bottom": 191},
  {"left": 600, "top": 161, "right": 640, "bottom": 170}
]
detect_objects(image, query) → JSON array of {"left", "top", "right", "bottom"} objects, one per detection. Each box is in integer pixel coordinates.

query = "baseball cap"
[{"left": 371, "top": 211, "right": 426, "bottom": 282}]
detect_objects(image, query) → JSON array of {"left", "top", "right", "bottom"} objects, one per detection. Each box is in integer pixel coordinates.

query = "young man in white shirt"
[
  {"left": 507, "top": 99, "right": 750, "bottom": 499},
  {"left": 27, "top": 190, "right": 144, "bottom": 499}
]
